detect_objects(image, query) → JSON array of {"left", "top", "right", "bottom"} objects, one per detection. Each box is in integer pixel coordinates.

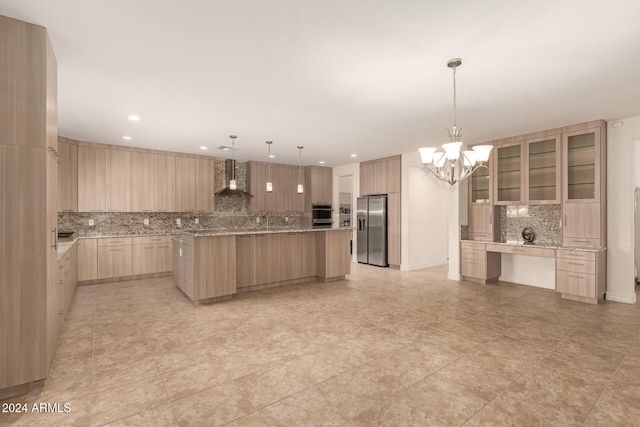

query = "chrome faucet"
[{"left": 261, "top": 213, "right": 270, "bottom": 231}]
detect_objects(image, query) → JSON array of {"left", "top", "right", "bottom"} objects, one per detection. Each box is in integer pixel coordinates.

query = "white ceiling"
[{"left": 2, "top": 0, "right": 640, "bottom": 166}]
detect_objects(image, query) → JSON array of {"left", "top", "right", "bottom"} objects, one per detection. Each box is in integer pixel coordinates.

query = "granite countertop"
[
  {"left": 179, "top": 227, "right": 349, "bottom": 237},
  {"left": 461, "top": 239, "right": 606, "bottom": 252}
]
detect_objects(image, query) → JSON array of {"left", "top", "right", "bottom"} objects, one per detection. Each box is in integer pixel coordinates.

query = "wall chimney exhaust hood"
[{"left": 215, "top": 159, "right": 253, "bottom": 198}]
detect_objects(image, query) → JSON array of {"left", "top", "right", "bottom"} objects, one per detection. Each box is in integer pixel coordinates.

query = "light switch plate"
[
  {"left": 176, "top": 218, "right": 181, "bottom": 226},
  {"left": 144, "top": 218, "right": 149, "bottom": 226},
  {"left": 88, "top": 219, "right": 95, "bottom": 226},
  {"left": 195, "top": 218, "right": 199, "bottom": 224}
]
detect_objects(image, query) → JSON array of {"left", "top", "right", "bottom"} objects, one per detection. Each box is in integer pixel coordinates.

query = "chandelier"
[{"left": 419, "top": 58, "right": 493, "bottom": 185}]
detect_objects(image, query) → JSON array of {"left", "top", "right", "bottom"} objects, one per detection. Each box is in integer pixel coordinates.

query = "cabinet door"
[
  {"left": 156, "top": 242, "right": 172, "bottom": 272},
  {"left": 132, "top": 242, "right": 155, "bottom": 275},
  {"left": 374, "top": 160, "right": 388, "bottom": 194},
  {"left": 253, "top": 234, "right": 277, "bottom": 284},
  {"left": 106, "top": 149, "right": 131, "bottom": 211},
  {"left": 359, "top": 162, "right": 376, "bottom": 196},
  {"left": 563, "top": 203, "right": 601, "bottom": 247},
  {"left": 247, "top": 162, "right": 268, "bottom": 212},
  {"left": 97, "top": 244, "right": 132, "bottom": 279},
  {"left": 387, "top": 193, "right": 401, "bottom": 265},
  {"left": 153, "top": 154, "right": 175, "bottom": 211},
  {"left": 58, "top": 141, "right": 78, "bottom": 212},
  {"left": 386, "top": 156, "right": 401, "bottom": 194},
  {"left": 495, "top": 142, "right": 523, "bottom": 204},
  {"left": 236, "top": 235, "right": 255, "bottom": 287},
  {"left": 77, "top": 238, "right": 98, "bottom": 281},
  {"left": 175, "top": 156, "right": 196, "bottom": 212},
  {"left": 310, "top": 167, "right": 333, "bottom": 205},
  {"left": 563, "top": 126, "right": 602, "bottom": 202},
  {"left": 469, "top": 147, "right": 493, "bottom": 204},
  {"left": 526, "top": 136, "right": 560, "bottom": 203},
  {"left": 78, "top": 146, "right": 106, "bottom": 211},
  {"left": 276, "top": 234, "right": 298, "bottom": 281},
  {"left": 297, "top": 232, "right": 316, "bottom": 277},
  {"left": 468, "top": 204, "right": 496, "bottom": 241},
  {"left": 130, "top": 152, "right": 154, "bottom": 211},
  {"left": 195, "top": 158, "right": 214, "bottom": 212}
]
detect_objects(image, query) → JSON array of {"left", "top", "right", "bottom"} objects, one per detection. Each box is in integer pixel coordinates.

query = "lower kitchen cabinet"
[
  {"left": 316, "top": 229, "right": 350, "bottom": 279},
  {"left": 297, "top": 232, "right": 317, "bottom": 278},
  {"left": 48, "top": 244, "right": 78, "bottom": 364},
  {"left": 276, "top": 233, "right": 299, "bottom": 281},
  {"left": 460, "top": 241, "right": 501, "bottom": 283},
  {"left": 97, "top": 237, "right": 132, "bottom": 279},
  {"left": 236, "top": 235, "right": 255, "bottom": 287},
  {"left": 132, "top": 235, "right": 173, "bottom": 275},
  {"left": 556, "top": 248, "right": 606, "bottom": 304},
  {"left": 253, "top": 234, "right": 278, "bottom": 285},
  {"left": 77, "top": 238, "right": 97, "bottom": 281}
]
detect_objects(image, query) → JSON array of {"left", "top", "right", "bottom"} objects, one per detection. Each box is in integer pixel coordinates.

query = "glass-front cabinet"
[
  {"left": 563, "top": 126, "right": 602, "bottom": 202},
  {"left": 495, "top": 143, "right": 522, "bottom": 204},
  {"left": 526, "top": 136, "right": 561, "bottom": 203},
  {"left": 469, "top": 145, "right": 493, "bottom": 204}
]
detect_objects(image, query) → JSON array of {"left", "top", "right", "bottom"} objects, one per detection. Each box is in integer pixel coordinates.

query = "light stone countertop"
[{"left": 460, "top": 239, "right": 606, "bottom": 252}]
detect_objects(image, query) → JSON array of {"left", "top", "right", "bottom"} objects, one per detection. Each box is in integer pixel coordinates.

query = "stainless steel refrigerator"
[{"left": 357, "top": 195, "right": 388, "bottom": 267}]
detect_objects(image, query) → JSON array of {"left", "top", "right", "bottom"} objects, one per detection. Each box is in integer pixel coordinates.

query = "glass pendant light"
[
  {"left": 297, "top": 146, "right": 304, "bottom": 194},
  {"left": 266, "top": 141, "right": 273, "bottom": 192}
]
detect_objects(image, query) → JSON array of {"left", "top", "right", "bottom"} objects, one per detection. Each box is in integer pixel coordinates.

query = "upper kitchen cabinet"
[
  {"left": 153, "top": 154, "right": 176, "bottom": 211},
  {"left": 468, "top": 144, "right": 493, "bottom": 204},
  {"left": 494, "top": 142, "right": 523, "bottom": 204},
  {"left": 563, "top": 121, "right": 606, "bottom": 203},
  {"left": 360, "top": 155, "right": 401, "bottom": 195},
  {"left": 78, "top": 145, "right": 107, "bottom": 211},
  {"left": 106, "top": 149, "right": 131, "bottom": 211},
  {"left": 195, "top": 157, "right": 214, "bottom": 212},
  {"left": 175, "top": 156, "right": 196, "bottom": 212},
  {"left": 247, "top": 161, "right": 268, "bottom": 212},
  {"left": 247, "top": 162, "right": 304, "bottom": 213},
  {"left": 58, "top": 139, "right": 78, "bottom": 212},
  {"left": 130, "top": 152, "right": 154, "bottom": 211},
  {"left": 305, "top": 166, "right": 333, "bottom": 205},
  {"left": 525, "top": 134, "right": 561, "bottom": 203}
]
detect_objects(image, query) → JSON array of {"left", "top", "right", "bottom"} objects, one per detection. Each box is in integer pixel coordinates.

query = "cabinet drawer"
[
  {"left": 556, "top": 257, "right": 596, "bottom": 274},
  {"left": 461, "top": 249, "right": 486, "bottom": 261},
  {"left": 461, "top": 259, "right": 486, "bottom": 279},
  {"left": 556, "top": 249, "right": 596, "bottom": 261},
  {"left": 486, "top": 244, "right": 555, "bottom": 258},
  {"left": 98, "top": 237, "right": 133, "bottom": 247},
  {"left": 461, "top": 241, "right": 486, "bottom": 251},
  {"left": 562, "top": 237, "right": 600, "bottom": 248},
  {"left": 556, "top": 270, "right": 595, "bottom": 298},
  {"left": 468, "top": 232, "right": 493, "bottom": 242}
]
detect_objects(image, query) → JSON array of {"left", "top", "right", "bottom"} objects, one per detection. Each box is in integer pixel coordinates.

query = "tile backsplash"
[{"left": 498, "top": 204, "right": 561, "bottom": 246}]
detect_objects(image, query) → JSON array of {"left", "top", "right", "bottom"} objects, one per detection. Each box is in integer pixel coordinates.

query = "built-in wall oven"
[{"left": 312, "top": 204, "right": 333, "bottom": 229}]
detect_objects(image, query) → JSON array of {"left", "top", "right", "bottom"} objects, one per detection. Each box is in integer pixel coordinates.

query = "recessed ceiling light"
[
  {"left": 128, "top": 115, "right": 140, "bottom": 122},
  {"left": 319, "top": 161, "right": 325, "bottom": 164},
  {"left": 122, "top": 136, "right": 132, "bottom": 140},
  {"left": 350, "top": 154, "right": 357, "bottom": 158},
  {"left": 200, "top": 146, "right": 208, "bottom": 150}
]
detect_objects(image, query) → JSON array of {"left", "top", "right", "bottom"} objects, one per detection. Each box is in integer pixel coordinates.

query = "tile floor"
[{"left": 2, "top": 263, "right": 640, "bottom": 426}]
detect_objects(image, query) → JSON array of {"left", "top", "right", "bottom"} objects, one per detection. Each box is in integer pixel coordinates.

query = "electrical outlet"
[
  {"left": 88, "top": 219, "right": 95, "bottom": 226},
  {"left": 285, "top": 216, "right": 289, "bottom": 223},
  {"left": 256, "top": 217, "right": 261, "bottom": 223},
  {"left": 176, "top": 218, "right": 181, "bottom": 226},
  {"left": 195, "top": 218, "right": 199, "bottom": 224},
  {"left": 144, "top": 218, "right": 149, "bottom": 226}
]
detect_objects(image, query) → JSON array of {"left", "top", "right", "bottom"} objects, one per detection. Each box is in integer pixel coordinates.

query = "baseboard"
[
  {"left": 605, "top": 292, "right": 637, "bottom": 304},
  {"left": 400, "top": 260, "right": 448, "bottom": 272}
]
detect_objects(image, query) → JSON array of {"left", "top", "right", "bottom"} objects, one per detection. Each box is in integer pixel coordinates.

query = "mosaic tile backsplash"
[
  {"left": 498, "top": 204, "right": 562, "bottom": 246},
  {"left": 59, "top": 159, "right": 303, "bottom": 236}
]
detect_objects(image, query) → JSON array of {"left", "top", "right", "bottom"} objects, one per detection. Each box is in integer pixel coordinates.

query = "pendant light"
[
  {"left": 266, "top": 141, "right": 273, "bottom": 193},
  {"left": 297, "top": 146, "right": 304, "bottom": 194},
  {"left": 418, "top": 58, "right": 493, "bottom": 185},
  {"left": 229, "top": 135, "right": 237, "bottom": 190}
]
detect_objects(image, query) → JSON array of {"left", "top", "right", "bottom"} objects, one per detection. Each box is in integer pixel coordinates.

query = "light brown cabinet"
[
  {"left": 175, "top": 156, "right": 196, "bottom": 212},
  {"left": 276, "top": 234, "right": 299, "bottom": 281},
  {"left": 247, "top": 162, "right": 305, "bottom": 213},
  {"left": 253, "top": 234, "right": 278, "bottom": 285},
  {"left": 130, "top": 152, "right": 155, "bottom": 211},
  {"left": 460, "top": 242, "right": 501, "bottom": 283},
  {"left": 495, "top": 142, "right": 522, "bottom": 204},
  {"left": 49, "top": 244, "right": 77, "bottom": 361},
  {"left": 97, "top": 237, "right": 133, "bottom": 279},
  {"left": 173, "top": 237, "right": 193, "bottom": 298},
  {"left": 78, "top": 145, "right": 106, "bottom": 211},
  {"left": 359, "top": 155, "right": 401, "bottom": 196},
  {"left": 556, "top": 248, "right": 606, "bottom": 304},
  {"left": 106, "top": 149, "right": 131, "bottom": 211},
  {"left": 1, "top": 17, "right": 60, "bottom": 395},
  {"left": 305, "top": 166, "right": 333, "bottom": 204},
  {"left": 387, "top": 193, "right": 401, "bottom": 266},
  {"left": 247, "top": 162, "right": 269, "bottom": 212},
  {"left": 526, "top": 136, "right": 561, "bottom": 203},
  {"left": 235, "top": 235, "right": 255, "bottom": 287},
  {"left": 77, "top": 238, "right": 98, "bottom": 281},
  {"left": 58, "top": 140, "right": 78, "bottom": 212},
  {"left": 195, "top": 158, "right": 214, "bottom": 212},
  {"left": 153, "top": 154, "right": 176, "bottom": 211},
  {"left": 316, "top": 229, "right": 351, "bottom": 279},
  {"left": 468, "top": 204, "right": 499, "bottom": 242},
  {"left": 297, "top": 232, "right": 317, "bottom": 278},
  {"left": 132, "top": 236, "right": 173, "bottom": 275},
  {"left": 561, "top": 121, "right": 607, "bottom": 248}
]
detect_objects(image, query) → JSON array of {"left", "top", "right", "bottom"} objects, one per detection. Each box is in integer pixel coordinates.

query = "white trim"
[
  {"left": 606, "top": 292, "right": 637, "bottom": 304},
  {"left": 400, "top": 260, "right": 448, "bottom": 272}
]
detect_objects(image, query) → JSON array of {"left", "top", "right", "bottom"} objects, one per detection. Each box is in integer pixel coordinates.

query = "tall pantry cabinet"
[{"left": 0, "top": 16, "right": 59, "bottom": 397}]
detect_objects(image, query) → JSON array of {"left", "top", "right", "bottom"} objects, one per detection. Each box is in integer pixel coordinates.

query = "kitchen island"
[{"left": 172, "top": 228, "right": 351, "bottom": 304}]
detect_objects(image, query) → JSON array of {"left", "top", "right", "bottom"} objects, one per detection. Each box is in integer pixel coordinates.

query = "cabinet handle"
[
  {"left": 489, "top": 214, "right": 492, "bottom": 225},
  {"left": 157, "top": 245, "right": 169, "bottom": 249},
  {"left": 58, "top": 310, "right": 64, "bottom": 315},
  {"left": 564, "top": 214, "right": 567, "bottom": 226},
  {"left": 51, "top": 228, "right": 58, "bottom": 250},
  {"left": 567, "top": 274, "right": 584, "bottom": 280},
  {"left": 567, "top": 261, "right": 585, "bottom": 266},
  {"left": 109, "top": 249, "right": 123, "bottom": 252}
]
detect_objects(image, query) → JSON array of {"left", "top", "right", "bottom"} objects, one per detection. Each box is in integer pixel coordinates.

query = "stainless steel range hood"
[{"left": 215, "top": 159, "right": 253, "bottom": 198}]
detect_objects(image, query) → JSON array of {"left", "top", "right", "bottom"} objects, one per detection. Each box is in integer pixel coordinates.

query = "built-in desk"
[{"left": 460, "top": 240, "right": 606, "bottom": 304}]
